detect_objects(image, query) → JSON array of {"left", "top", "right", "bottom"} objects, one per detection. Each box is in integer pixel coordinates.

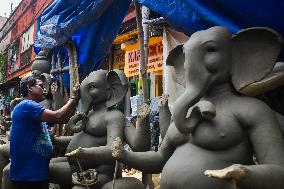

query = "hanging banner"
[{"left": 124, "top": 37, "right": 163, "bottom": 77}]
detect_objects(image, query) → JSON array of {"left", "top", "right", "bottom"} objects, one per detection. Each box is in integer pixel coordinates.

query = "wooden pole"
[
  {"left": 56, "top": 49, "right": 64, "bottom": 95},
  {"left": 142, "top": 6, "right": 150, "bottom": 72},
  {"left": 109, "top": 46, "right": 114, "bottom": 71},
  {"left": 134, "top": 3, "right": 154, "bottom": 189},
  {"left": 65, "top": 40, "right": 80, "bottom": 97},
  {"left": 134, "top": 1, "right": 149, "bottom": 103}
]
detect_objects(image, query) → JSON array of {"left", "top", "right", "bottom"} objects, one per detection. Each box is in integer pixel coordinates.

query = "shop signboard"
[
  {"left": 113, "top": 50, "right": 125, "bottom": 70},
  {"left": 124, "top": 37, "right": 163, "bottom": 77},
  {"left": 147, "top": 40, "right": 163, "bottom": 73}
]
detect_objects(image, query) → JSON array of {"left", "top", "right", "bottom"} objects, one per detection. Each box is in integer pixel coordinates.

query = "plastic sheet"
[
  {"left": 35, "top": 0, "right": 131, "bottom": 79},
  {"left": 137, "top": 0, "right": 284, "bottom": 36},
  {"left": 36, "top": 0, "right": 284, "bottom": 80}
]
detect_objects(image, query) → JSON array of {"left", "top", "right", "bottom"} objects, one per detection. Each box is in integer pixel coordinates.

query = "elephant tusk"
[
  {"left": 196, "top": 101, "right": 216, "bottom": 120},
  {"left": 184, "top": 101, "right": 216, "bottom": 133}
]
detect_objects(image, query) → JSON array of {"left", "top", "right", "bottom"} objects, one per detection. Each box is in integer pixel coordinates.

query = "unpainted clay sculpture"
[
  {"left": 48, "top": 69, "right": 150, "bottom": 189},
  {"left": 111, "top": 26, "right": 284, "bottom": 189},
  {"left": 0, "top": 144, "right": 9, "bottom": 189},
  {"left": 31, "top": 50, "right": 66, "bottom": 110}
]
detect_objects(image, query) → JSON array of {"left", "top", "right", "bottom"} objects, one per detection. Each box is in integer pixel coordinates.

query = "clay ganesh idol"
[{"left": 111, "top": 26, "right": 284, "bottom": 189}]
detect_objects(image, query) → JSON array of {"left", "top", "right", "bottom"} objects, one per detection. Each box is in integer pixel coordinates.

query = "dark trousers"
[{"left": 11, "top": 180, "right": 49, "bottom": 189}]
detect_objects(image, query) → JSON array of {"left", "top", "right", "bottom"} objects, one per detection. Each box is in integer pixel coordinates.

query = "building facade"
[
  {"left": 0, "top": 0, "right": 53, "bottom": 115},
  {"left": 0, "top": 0, "right": 53, "bottom": 98}
]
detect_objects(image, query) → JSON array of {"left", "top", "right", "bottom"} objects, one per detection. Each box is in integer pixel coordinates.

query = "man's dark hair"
[{"left": 20, "top": 75, "right": 39, "bottom": 97}]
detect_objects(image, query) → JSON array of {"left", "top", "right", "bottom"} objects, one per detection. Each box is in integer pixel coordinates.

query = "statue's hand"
[
  {"left": 204, "top": 164, "right": 247, "bottom": 181},
  {"left": 111, "top": 137, "right": 124, "bottom": 160},
  {"left": 158, "top": 94, "right": 169, "bottom": 107},
  {"left": 138, "top": 103, "right": 151, "bottom": 119},
  {"left": 51, "top": 82, "right": 58, "bottom": 95},
  {"left": 65, "top": 147, "right": 85, "bottom": 157}
]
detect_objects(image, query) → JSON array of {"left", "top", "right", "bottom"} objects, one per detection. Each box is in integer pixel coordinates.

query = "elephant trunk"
[
  {"left": 66, "top": 89, "right": 93, "bottom": 133},
  {"left": 66, "top": 112, "right": 89, "bottom": 134},
  {"left": 172, "top": 70, "right": 212, "bottom": 134}
]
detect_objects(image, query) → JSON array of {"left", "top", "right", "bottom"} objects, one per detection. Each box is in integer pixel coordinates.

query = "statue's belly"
[
  {"left": 66, "top": 131, "right": 109, "bottom": 169},
  {"left": 161, "top": 142, "right": 250, "bottom": 189},
  {"left": 66, "top": 131, "right": 107, "bottom": 153}
]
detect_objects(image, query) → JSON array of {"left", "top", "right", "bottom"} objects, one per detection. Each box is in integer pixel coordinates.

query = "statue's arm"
[
  {"left": 237, "top": 100, "right": 284, "bottom": 189},
  {"left": 51, "top": 82, "right": 66, "bottom": 110},
  {"left": 205, "top": 99, "right": 284, "bottom": 189},
  {"left": 124, "top": 103, "right": 151, "bottom": 151},
  {"left": 65, "top": 111, "right": 124, "bottom": 165},
  {"left": 112, "top": 132, "right": 175, "bottom": 173},
  {"left": 52, "top": 136, "right": 73, "bottom": 149},
  {"left": 52, "top": 89, "right": 65, "bottom": 110},
  {"left": 158, "top": 94, "right": 172, "bottom": 139}
]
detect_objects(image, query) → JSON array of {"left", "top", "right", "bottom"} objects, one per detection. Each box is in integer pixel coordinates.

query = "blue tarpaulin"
[
  {"left": 137, "top": 0, "right": 284, "bottom": 36},
  {"left": 35, "top": 0, "right": 284, "bottom": 79},
  {"left": 35, "top": 0, "right": 131, "bottom": 80}
]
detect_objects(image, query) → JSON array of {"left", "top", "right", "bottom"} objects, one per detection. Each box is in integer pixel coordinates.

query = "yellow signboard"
[
  {"left": 124, "top": 37, "right": 163, "bottom": 77},
  {"left": 147, "top": 41, "right": 163, "bottom": 73}
]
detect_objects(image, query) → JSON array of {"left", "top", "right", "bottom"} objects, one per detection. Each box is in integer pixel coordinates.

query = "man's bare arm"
[{"left": 41, "top": 84, "right": 80, "bottom": 124}]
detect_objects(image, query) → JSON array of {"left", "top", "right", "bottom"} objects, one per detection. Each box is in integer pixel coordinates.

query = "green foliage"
[{"left": 0, "top": 51, "right": 8, "bottom": 83}]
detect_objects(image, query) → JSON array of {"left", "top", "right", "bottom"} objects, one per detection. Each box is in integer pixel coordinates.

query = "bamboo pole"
[
  {"left": 134, "top": 3, "right": 154, "bottom": 189},
  {"left": 65, "top": 40, "right": 80, "bottom": 97},
  {"left": 109, "top": 46, "right": 114, "bottom": 71},
  {"left": 56, "top": 49, "right": 64, "bottom": 95},
  {"left": 142, "top": 6, "right": 150, "bottom": 75},
  {"left": 134, "top": 1, "right": 149, "bottom": 103}
]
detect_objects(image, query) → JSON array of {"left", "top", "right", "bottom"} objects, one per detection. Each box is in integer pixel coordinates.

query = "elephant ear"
[
  {"left": 106, "top": 69, "right": 129, "bottom": 108},
  {"left": 166, "top": 45, "right": 185, "bottom": 87},
  {"left": 231, "top": 27, "right": 283, "bottom": 95}
]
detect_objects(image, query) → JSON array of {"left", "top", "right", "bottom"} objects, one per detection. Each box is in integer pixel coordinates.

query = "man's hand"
[{"left": 71, "top": 83, "right": 80, "bottom": 100}]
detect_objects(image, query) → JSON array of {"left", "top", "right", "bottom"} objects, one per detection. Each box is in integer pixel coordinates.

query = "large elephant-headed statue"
[
  {"left": 49, "top": 69, "right": 149, "bottom": 189},
  {"left": 111, "top": 26, "right": 284, "bottom": 189}
]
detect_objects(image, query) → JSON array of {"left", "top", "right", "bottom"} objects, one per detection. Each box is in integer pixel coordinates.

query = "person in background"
[{"left": 9, "top": 74, "right": 80, "bottom": 189}]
